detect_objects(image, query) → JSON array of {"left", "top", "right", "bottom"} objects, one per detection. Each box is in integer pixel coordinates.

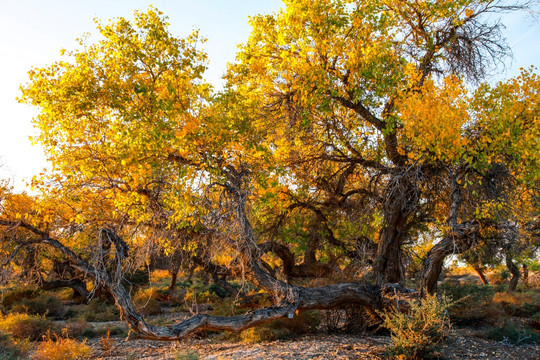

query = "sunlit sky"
[{"left": 0, "top": 0, "right": 538, "bottom": 192}]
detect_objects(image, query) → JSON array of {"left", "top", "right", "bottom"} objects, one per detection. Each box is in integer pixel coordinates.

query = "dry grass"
[{"left": 33, "top": 330, "right": 91, "bottom": 360}]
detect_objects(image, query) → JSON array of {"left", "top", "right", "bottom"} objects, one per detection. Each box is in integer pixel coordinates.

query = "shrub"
[
  {"left": 174, "top": 350, "right": 199, "bottom": 360},
  {"left": 33, "top": 331, "right": 91, "bottom": 360},
  {"left": 62, "top": 320, "right": 94, "bottom": 338},
  {"left": 238, "top": 310, "right": 322, "bottom": 343},
  {"left": 0, "top": 330, "right": 29, "bottom": 360},
  {"left": 78, "top": 299, "right": 119, "bottom": 322},
  {"left": 0, "top": 287, "right": 39, "bottom": 311},
  {"left": 439, "top": 283, "right": 502, "bottom": 326},
  {"left": 11, "top": 293, "right": 64, "bottom": 318},
  {"left": 0, "top": 313, "right": 57, "bottom": 341},
  {"left": 484, "top": 322, "right": 539, "bottom": 345},
  {"left": 240, "top": 326, "right": 277, "bottom": 343},
  {"left": 133, "top": 287, "right": 161, "bottom": 316},
  {"left": 380, "top": 294, "right": 452, "bottom": 360},
  {"left": 493, "top": 292, "right": 540, "bottom": 317}
]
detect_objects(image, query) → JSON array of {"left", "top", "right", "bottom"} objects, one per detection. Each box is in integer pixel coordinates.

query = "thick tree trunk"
[
  {"left": 472, "top": 264, "right": 490, "bottom": 286},
  {"left": 374, "top": 173, "right": 419, "bottom": 285},
  {"left": 374, "top": 217, "right": 407, "bottom": 284}
]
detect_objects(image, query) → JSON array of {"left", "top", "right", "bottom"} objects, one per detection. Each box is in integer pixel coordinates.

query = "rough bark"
[
  {"left": 522, "top": 263, "right": 529, "bottom": 287},
  {"left": 374, "top": 173, "right": 418, "bottom": 285}
]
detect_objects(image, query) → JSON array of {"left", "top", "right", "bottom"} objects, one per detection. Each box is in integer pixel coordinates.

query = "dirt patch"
[{"left": 83, "top": 329, "right": 539, "bottom": 360}]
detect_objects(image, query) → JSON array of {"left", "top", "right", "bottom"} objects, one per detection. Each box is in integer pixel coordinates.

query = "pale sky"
[{"left": 0, "top": 0, "right": 538, "bottom": 192}]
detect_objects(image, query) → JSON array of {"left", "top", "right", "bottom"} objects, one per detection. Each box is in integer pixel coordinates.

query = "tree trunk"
[
  {"left": 418, "top": 222, "right": 477, "bottom": 297},
  {"left": 374, "top": 173, "right": 419, "bottom": 285},
  {"left": 522, "top": 263, "right": 529, "bottom": 287},
  {"left": 472, "top": 264, "right": 490, "bottom": 286},
  {"left": 374, "top": 217, "right": 406, "bottom": 284},
  {"left": 419, "top": 237, "right": 451, "bottom": 297},
  {"left": 419, "top": 172, "right": 478, "bottom": 297},
  {"left": 505, "top": 247, "right": 520, "bottom": 293}
]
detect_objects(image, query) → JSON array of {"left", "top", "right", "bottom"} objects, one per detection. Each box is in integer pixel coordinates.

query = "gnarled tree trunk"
[{"left": 374, "top": 174, "right": 418, "bottom": 284}]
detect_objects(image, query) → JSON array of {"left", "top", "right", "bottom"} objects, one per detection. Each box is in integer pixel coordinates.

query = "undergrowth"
[{"left": 380, "top": 294, "right": 452, "bottom": 360}]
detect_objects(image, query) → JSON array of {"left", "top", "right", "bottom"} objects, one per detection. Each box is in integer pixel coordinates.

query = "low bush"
[
  {"left": 493, "top": 292, "right": 540, "bottom": 317},
  {"left": 239, "top": 310, "right": 322, "bottom": 343},
  {"left": 133, "top": 287, "right": 161, "bottom": 316},
  {"left": 380, "top": 294, "right": 452, "bottom": 360},
  {"left": 0, "top": 330, "right": 30, "bottom": 360},
  {"left": 11, "top": 293, "right": 64, "bottom": 318},
  {"left": 0, "top": 286, "right": 39, "bottom": 310},
  {"left": 439, "top": 283, "right": 503, "bottom": 326},
  {"left": 33, "top": 331, "right": 91, "bottom": 360},
  {"left": 484, "top": 322, "right": 539, "bottom": 345},
  {"left": 174, "top": 350, "right": 199, "bottom": 360},
  {"left": 62, "top": 320, "right": 94, "bottom": 338},
  {"left": 240, "top": 326, "right": 277, "bottom": 343},
  {"left": 78, "top": 299, "right": 119, "bottom": 322},
  {"left": 0, "top": 313, "right": 57, "bottom": 341}
]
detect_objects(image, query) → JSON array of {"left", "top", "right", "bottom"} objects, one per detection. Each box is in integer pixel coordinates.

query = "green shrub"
[
  {"left": 238, "top": 310, "right": 321, "bottom": 343},
  {"left": 11, "top": 293, "right": 64, "bottom": 318},
  {"left": 133, "top": 287, "right": 162, "bottom": 316},
  {"left": 484, "top": 322, "right": 539, "bottom": 345},
  {"left": 0, "top": 287, "right": 39, "bottom": 310},
  {"left": 0, "top": 313, "right": 57, "bottom": 341},
  {"left": 62, "top": 320, "right": 94, "bottom": 338},
  {"left": 174, "top": 350, "right": 198, "bottom": 360},
  {"left": 380, "top": 294, "right": 452, "bottom": 360},
  {"left": 240, "top": 326, "right": 277, "bottom": 343},
  {"left": 78, "top": 299, "right": 119, "bottom": 322}
]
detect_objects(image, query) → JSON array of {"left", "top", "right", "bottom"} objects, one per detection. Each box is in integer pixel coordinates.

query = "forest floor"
[{"left": 83, "top": 325, "right": 540, "bottom": 360}]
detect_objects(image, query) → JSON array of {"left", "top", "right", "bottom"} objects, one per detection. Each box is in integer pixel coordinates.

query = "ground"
[{"left": 83, "top": 327, "right": 539, "bottom": 359}]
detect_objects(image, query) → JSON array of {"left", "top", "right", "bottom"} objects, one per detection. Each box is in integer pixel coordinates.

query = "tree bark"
[
  {"left": 41, "top": 278, "right": 90, "bottom": 301},
  {"left": 374, "top": 173, "right": 418, "bottom": 284},
  {"left": 418, "top": 224, "right": 477, "bottom": 297}
]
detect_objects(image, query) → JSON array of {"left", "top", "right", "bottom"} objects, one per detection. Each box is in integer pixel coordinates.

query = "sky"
[{"left": 0, "top": 0, "right": 538, "bottom": 192}]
